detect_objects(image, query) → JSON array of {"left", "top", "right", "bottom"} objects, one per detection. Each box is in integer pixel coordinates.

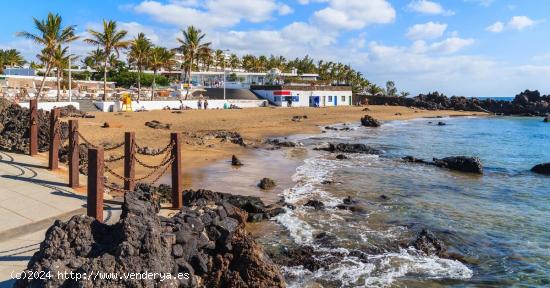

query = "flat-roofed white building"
[{"left": 251, "top": 85, "right": 352, "bottom": 107}]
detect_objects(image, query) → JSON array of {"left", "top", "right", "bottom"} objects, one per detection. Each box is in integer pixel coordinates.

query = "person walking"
[
  {"left": 197, "top": 98, "right": 202, "bottom": 109},
  {"left": 204, "top": 99, "right": 209, "bottom": 110}
]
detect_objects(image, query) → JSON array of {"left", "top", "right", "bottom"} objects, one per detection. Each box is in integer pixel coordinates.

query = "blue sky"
[{"left": 1, "top": 0, "right": 549, "bottom": 97}]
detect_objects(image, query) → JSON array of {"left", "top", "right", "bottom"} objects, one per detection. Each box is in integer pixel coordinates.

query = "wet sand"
[{"left": 62, "top": 105, "right": 485, "bottom": 199}]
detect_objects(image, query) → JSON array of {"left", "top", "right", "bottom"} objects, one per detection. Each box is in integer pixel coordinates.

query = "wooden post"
[
  {"left": 87, "top": 148, "right": 104, "bottom": 222},
  {"left": 124, "top": 132, "right": 135, "bottom": 191},
  {"left": 48, "top": 108, "right": 60, "bottom": 170},
  {"left": 68, "top": 120, "right": 79, "bottom": 188},
  {"left": 171, "top": 133, "right": 182, "bottom": 209},
  {"left": 29, "top": 100, "right": 38, "bottom": 156}
]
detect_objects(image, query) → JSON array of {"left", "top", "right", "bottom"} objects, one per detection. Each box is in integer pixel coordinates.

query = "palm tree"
[
  {"left": 177, "top": 26, "right": 210, "bottom": 98},
  {"left": 51, "top": 46, "right": 71, "bottom": 101},
  {"left": 17, "top": 12, "right": 77, "bottom": 99},
  {"left": 148, "top": 47, "right": 175, "bottom": 100},
  {"left": 1, "top": 49, "right": 26, "bottom": 68},
  {"left": 229, "top": 53, "right": 240, "bottom": 70},
  {"left": 367, "top": 84, "right": 384, "bottom": 96},
  {"left": 84, "top": 20, "right": 129, "bottom": 101},
  {"left": 214, "top": 49, "right": 226, "bottom": 71},
  {"left": 128, "top": 33, "right": 152, "bottom": 101},
  {"left": 83, "top": 48, "right": 105, "bottom": 80}
]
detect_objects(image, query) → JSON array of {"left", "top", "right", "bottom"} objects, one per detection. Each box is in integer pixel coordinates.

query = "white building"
[{"left": 252, "top": 85, "right": 352, "bottom": 107}]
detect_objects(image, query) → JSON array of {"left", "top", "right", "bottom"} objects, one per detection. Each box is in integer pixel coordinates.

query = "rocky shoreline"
[
  {"left": 15, "top": 187, "right": 286, "bottom": 288},
  {"left": 365, "top": 90, "right": 550, "bottom": 117}
]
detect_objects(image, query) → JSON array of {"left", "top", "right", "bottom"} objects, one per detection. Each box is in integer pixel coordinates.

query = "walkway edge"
[{"left": 0, "top": 208, "right": 86, "bottom": 243}]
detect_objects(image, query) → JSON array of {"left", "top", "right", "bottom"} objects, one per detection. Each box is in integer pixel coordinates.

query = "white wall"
[
  {"left": 96, "top": 99, "right": 267, "bottom": 112},
  {"left": 252, "top": 89, "right": 352, "bottom": 107},
  {"left": 18, "top": 102, "right": 80, "bottom": 110}
]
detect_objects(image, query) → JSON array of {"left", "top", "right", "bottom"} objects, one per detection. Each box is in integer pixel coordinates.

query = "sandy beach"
[{"left": 64, "top": 105, "right": 485, "bottom": 192}]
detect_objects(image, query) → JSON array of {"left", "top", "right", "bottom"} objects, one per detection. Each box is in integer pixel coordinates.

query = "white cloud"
[
  {"left": 407, "top": 0, "right": 454, "bottom": 16},
  {"left": 365, "top": 41, "right": 550, "bottom": 97},
  {"left": 406, "top": 22, "right": 447, "bottom": 40},
  {"left": 486, "top": 21, "right": 504, "bottom": 33},
  {"left": 464, "top": 0, "right": 494, "bottom": 7},
  {"left": 508, "top": 16, "right": 536, "bottom": 30},
  {"left": 278, "top": 4, "right": 294, "bottom": 15},
  {"left": 487, "top": 16, "right": 538, "bottom": 33},
  {"left": 313, "top": 0, "right": 395, "bottom": 30},
  {"left": 132, "top": 0, "right": 288, "bottom": 30}
]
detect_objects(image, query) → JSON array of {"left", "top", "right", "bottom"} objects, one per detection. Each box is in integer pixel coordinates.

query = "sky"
[{"left": 1, "top": 0, "right": 549, "bottom": 97}]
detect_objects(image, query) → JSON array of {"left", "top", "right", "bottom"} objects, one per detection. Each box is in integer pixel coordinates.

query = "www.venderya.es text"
[{"left": 11, "top": 270, "right": 190, "bottom": 282}]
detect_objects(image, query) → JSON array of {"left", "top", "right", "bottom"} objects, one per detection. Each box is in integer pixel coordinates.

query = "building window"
[
  {"left": 341, "top": 95, "right": 346, "bottom": 102},
  {"left": 274, "top": 96, "right": 281, "bottom": 102},
  {"left": 328, "top": 96, "right": 333, "bottom": 102}
]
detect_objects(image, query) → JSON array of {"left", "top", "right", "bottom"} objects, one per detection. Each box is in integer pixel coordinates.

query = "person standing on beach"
[
  {"left": 204, "top": 99, "right": 209, "bottom": 110},
  {"left": 197, "top": 98, "right": 202, "bottom": 109}
]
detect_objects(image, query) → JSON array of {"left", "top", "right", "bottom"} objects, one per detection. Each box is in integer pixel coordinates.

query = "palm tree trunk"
[
  {"left": 56, "top": 68, "right": 61, "bottom": 102},
  {"left": 103, "top": 59, "right": 108, "bottom": 101},
  {"left": 37, "top": 62, "right": 52, "bottom": 101},
  {"left": 151, "top": 70, "right": 156, "bottom": 101},
  {"left": 185, "top": 56, "right": 192, "bottom": 100}
]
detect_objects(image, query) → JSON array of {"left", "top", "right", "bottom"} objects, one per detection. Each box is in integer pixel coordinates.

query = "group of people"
[{"left": 197, "top": 94, "right": 209, "bottom": 109}]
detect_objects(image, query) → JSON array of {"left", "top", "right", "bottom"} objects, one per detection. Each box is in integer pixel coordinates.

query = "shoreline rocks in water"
[
  {"left": 258, "top": 178, "right": 276, "bottom": 190},
  {"left": 363, "top": 90, "right": 550, "bottom": 116},
  {"left": 15, "top": 188, "right": 285, "bottom": 288},
  {"left": 403, "top": 155, "right": 483, "bottom": 174},
  {"left": 231, "top": 155, "right": 243, "bottom": 166},
  {"left": 360, "top": 115, "right": 381, "bottom": 127},
  {"left": 531, "top": 163, "right": 550, "bottom": 175},
  {"left": 315, "top": 143, "right": 382, "bottom": 155}
]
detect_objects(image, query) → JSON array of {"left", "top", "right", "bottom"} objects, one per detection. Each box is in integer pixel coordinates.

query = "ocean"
[
  {"left": 270, "top": 116, "right": 549, "bottom": 287},
  {"left": 185, "top": 115, "right": 549, "bottom": 287}
]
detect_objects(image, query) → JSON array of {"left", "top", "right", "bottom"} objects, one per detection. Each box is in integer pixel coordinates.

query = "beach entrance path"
[{"left": 0, "top": 151, "right": 120, "bottom": 286}]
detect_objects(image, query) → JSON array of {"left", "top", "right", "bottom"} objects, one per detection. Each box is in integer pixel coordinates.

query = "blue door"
[
  {"left": 310, "top": 96, "right": 320, "bottom": 107},
  {"left": 334, "top": 95, "right": 337, "bottom": 106}
]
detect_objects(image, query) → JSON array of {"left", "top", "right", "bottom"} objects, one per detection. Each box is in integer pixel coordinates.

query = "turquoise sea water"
[{"left": 271, "top": 116, "right": 550, "bottom": 287}]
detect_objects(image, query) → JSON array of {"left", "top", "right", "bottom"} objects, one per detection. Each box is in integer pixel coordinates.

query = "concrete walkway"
[{"left": 0, "top": 151, "right": 121, "bottom": 286}]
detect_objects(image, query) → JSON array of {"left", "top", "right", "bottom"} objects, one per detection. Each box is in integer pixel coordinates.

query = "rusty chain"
[
  {"left": 104, "top": 155, "right": 174, "bottom": 183},
  {"left": 77, "top": 131, "right": 125, "bottom": 151},
  {"left": 133, "top": 145, "right": 173, "bottom": 169},
  {"left": 104, "top": 182, "right": 131, "bottom": 193},
  {"left": 105, "top": 154, "right": 125, "bottom": 163}
]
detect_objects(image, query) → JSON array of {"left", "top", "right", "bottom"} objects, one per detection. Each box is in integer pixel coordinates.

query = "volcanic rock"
[
  {"left": 315, "top": 143, "right": 382, "bottom": 155},
  {"left": 258, "top": 178, "right": 276, "bottom": 190},
  {"left": 360, "top": 115, "right": 381, "bottom": 127},
  {"left": 531, "top": 163, "right": 550, "bottom": 175},
  {"left": 145, "top": 120, "right": 171, "bottom": 129},
  {"left": 15, "top": 188, "right": 285, "bottom": 288},
  {"left": 304, "top": 199, "right": 325, "bottom": 210},
  {"left": 231, "top": 155, "right": 243, "bottom": 166},
  {"left": 433, "top": 156, "right": 483, "bottom": 174}
]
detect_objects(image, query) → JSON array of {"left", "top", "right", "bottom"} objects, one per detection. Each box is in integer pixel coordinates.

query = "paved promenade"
[{"left": 0, "top": 151, "right": 120, "bottom": 286}]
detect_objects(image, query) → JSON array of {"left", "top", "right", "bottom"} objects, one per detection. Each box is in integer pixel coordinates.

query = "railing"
[{"left": 28, "top": 101, "right": 183, "bottom": 223}]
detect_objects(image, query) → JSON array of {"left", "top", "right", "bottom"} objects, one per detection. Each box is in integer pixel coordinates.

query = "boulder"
[
  {"left": 315, "top": 143, "right": 382, "bottom": 155},
  {"left": 231, "top": 155, "right": 243, "bottom": 166},
  {"left": 258, "top": 178, "right": 276, "bottom": 190},
  {"left": 360, "top": 115, "right": 381, "bottom": 127},
  {"left": 304, "top": 199, "right": 325, "bottom": 210},
  {"left": 145, "top": 120, "right": 171, "bottom": 129},
  {"left": 15, "top": 188, "right": 285, "bottom": 288},
  {"left": 433, "top": 156, "right": 483, "bottom": 174},
  {"left": 544, "top": 116, "right": 549, "bottom": 123},
  {"left": 336, "top": 154, "right": 348, "bottom": 160},
  {"left": 531, "top": 163, "right": 550, "bottom": 175},
  {"left": 410, "top": 229, "right": 448, "bottom": 258}
]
